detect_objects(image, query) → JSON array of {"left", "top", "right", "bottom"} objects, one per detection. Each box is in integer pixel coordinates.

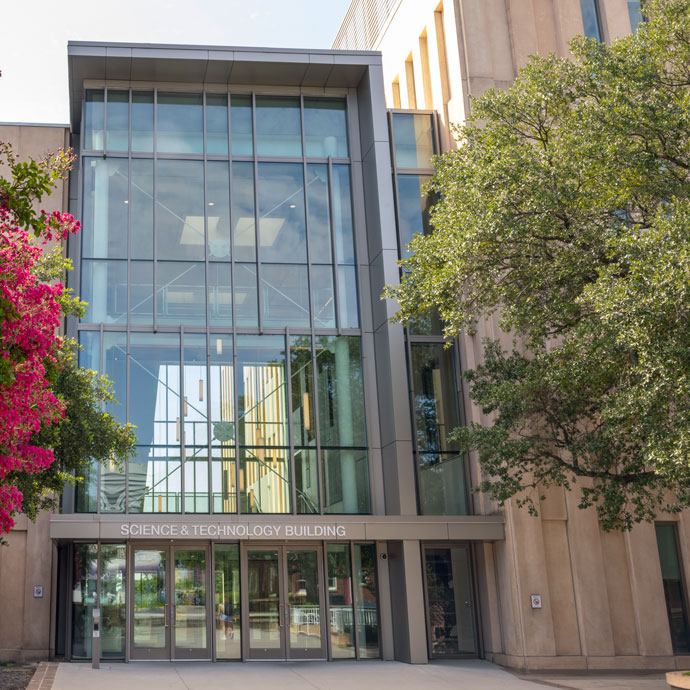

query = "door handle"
[
  {"left": 172, "top": 605, "right": 177, "bottom": 627},
  {"left": 279, "top": 604, "right": 284, "bottom": 628},
  {"left": 165, "top": 604, "right": 169, "bottom": 628}
]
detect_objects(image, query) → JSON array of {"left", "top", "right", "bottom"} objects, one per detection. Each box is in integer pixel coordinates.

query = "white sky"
[{"left": 0, "top": 0, "right": 352, "bottom": 124}]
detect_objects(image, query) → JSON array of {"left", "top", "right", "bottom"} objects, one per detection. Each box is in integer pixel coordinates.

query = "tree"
[
  {"left": 384, "top": 0, "right": 690, "bottom": 530},
  {"left": 0, "top": 140, "right": 136, "bottom": 535}
]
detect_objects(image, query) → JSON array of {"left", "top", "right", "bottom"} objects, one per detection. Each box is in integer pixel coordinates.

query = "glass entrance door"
[
  {"left": 243, "top": 545, "right": 326, "bottom": 660},
  {"left": 130, "top": 545, "right": 210, "bottom": 660}
]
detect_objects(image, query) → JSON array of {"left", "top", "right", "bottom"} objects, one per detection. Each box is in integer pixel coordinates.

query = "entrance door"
[
  {"left": 243, "top": 545, "right": 326, "bottom": 660},
  {"left": 130, "top": 545, "right": 211, "bottom": 660}
]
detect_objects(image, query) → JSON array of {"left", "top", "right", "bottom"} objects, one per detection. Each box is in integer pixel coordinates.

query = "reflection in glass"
[
  {"left": 322, "top": 450, "right": 370, "bottom": 514},
  {"left": 397, "top": 174, "right": 433, "bottom": 256},
  {"left": 174, "top": 549, "right": 207, "bottom": 649},
  {"left": 132, "top": 91, "right": 154, "bottom": 152},
  {"left": 354, "top": 544, "right": 380, "bottom": 658},
  {"left": 157, "top": 262, "right": 206, "bottom": 326},
  {"left": 327, "top": 544, "right": 355, "bottom": 658},
  {"left": 290, "top": 336, "right": 315, "bottom": 447},
  {"left": 106, "top": 90, "right": 128, "bottom": 151},
  {"left": 232, "top": 162, "right": 256, "bottom": 262},
  {"left": 156, "top": 160, "right": 205, "bottom": 261},
  {"left": 215, "top": 544, "right": 241, "bottom": 658},
  {"left": 207, "top": 161, "right": 231, "bottom": 260},
  {"left": 75, "top": 460, "right": 98, "bottom": 513},
  {"left": 311, "top": 265, "right": 335, "bottom": 328},
  {"left": 304, "top": 98, "right": 348, "bottom": 158},
  {"left": 247, "top": 550, "right": 281, "bottom": 650},
  {"left": 79, "top": 330, "right": 100, "bottom": 372},
  {"left": 82, "top": 158, "right": 128, "bottom": 259},
  {"left": 206, "top": 93, "right": 228, "bottom": 155},
  {"left": 185, "top": 448, "right": 209, "bottom": 513},
  {"left": 212, "top": 447, "right": 236, "bottom": 513},
  {"left": 419, "top": 453, "right": 469, "bottom": 516},
  {"left": 256, "top": 96, "right": 302, "bottom": 157},
  {"left": 295, "top": 449, "right": 319, "bottom": 514},
  {"left": 157, "top": 93, "right": 203, "bottom": 154},
  {"left": 100, "top": 458, "right": 125, "bottom": 513},
  {"left": 231, "top": 95, "right": 253, "bottom": 155},
  {"left": 131, "top": 159, "right": 154, "bottom": 259},
  {"left": 392, "top": 113, "right": 435, "bottom": 168},
  {"left": 81, "top": 259, "right": 127, "bottom": 324},
  {"left": 580, "top": 0, "right": 602, "bottom": 41},
  {"left": 234, "top": 263, "right": 258, "bottom": 327},
  {"left": 425, "top": 547, "right": 477, "bottom": 655},
  {"left": 71, "top": 544, "right": 98, "bottom": 659},
  {"left": 84, "top": 90, "right": 104, "bottom": 150},
  {"left": 133, "top": 549, "right": 167, "bottom": 650},
  {"left": 208, "top": 263, "right": 232, "bottom": 325},
  {"left": 287, "top": 549, "right": 322, "bottom": 651},
  {"left": 333, "top": 165, "right": 355, "bottom": 264},
  {"left": 656, "top": 524, "right": 690, "bottom": 652},
  {"left": 100, "top": 544, "right": 126, "bottom": 659},
  {"left": 184, "top": 333, "right": 208, "bottom": 448},
  {"left": 130, "top": 261, "right": 153, "bottom": 325},
  {"left": 307, "top": 164, "right": 331, "bottom": 264},
  {"left": 261, "top": 263, "right": 310, "bottom": 328},
  {"left": 210, "top": 335, "right": 234, "bottom": 448},
  {"left": 129, "top": 446, "right": 182, "bottom": 513},
  {"left": 240, "top": 448, "right": 290, "bottom": 514},
  {"left": 337, "top": 266, "right": 359, "bottom": 328},
  {"left": 628, "top": 0, "right": 644, "bottom": 30},
  {"left": 258, "top": 163, "right": 307, "bottom": 263},
  {"left": 103, "top": 331, "right": 127, "bottom": 426}
]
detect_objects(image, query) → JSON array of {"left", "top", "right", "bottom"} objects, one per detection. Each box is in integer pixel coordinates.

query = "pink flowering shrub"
[{"left": 0, "top": 200, "right": 79, "bottom": 533}]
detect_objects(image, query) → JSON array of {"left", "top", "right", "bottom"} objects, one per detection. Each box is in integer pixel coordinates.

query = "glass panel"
[
  {"left": 103, "top": 331, "right": 127, "bottom": 426},
  {"left": 106, "top": 90, "right": 129, "bottom": 151},
  {"left": 656, "top": 524, "right": 690, "bottom": 652},
  {"left": 322, "top": 450, "right": 370, "bottom": 514},
  {"left": 397, "top": 174, "right": 433, "bottom": 256},
  {"left": 425, "top": 546, "right": 477, "bottom": 656},
  {"left": 315, "top": 335, "right": 366, "bottom": 448},
  {"left": 157, "top": 262, "right": 206, "bottom": 326},
  {"left": 232, "top": 161, "right": 256, "bottom": 262},
  {"left": 100, "top": 544, "right": 126, "bottom": 659},
  {"left": 129, "top": 445, "right": 182, "bottom": 513},
  {"left": 237, "top": 335, "right": 287, "bottom": 447},
  {"left": 304, "top": 98, "right": 348, "bottom": 158},
  {"left": 235, "top": 263, "right": 258, "bottom": 327},
  {"left": 132, "top": 91, "right": 154, "bottom": 152},
  {"left": 84, "top": 90, "right": 104, "bottom": 150},
  {"left": 133, "top": 549, "right": 167, "bottom": 650},
  {"left": 71, "top": 544, "right": 98, "bottom": 659},
  {"left": 311, "top": 265, "right": 335, "bottom": 328},
  {"left": 131, "top": 159, "right": 154, "bottom": 259},
  {"left": 129, "top": 332, "right": 180, "bottom": 446},
  {"left": 183, "top": 333, "right": 208, "bottom": 448},
  {"left": 419, "top": 453, "right": 469, "bottom": 516},
  {"left": 240, "top": 448, "right": 291, "bottom": 514},
  {"left": 392, "top": 113, "right": 435, "bottom": 168},
  {"left": 258, "top": 163, "right": 307, "bottom": 263},
  {"left": 82, "top": 158, "right": 128, "bottom": 259},
  {"left": 580, "top": 0, "right": 602, "bottom": 41},
  {"left": 628, "top": 0, "right": 644, "bottom": 30},
  {"left": 174, "top": 549, "right": 207, "bottom": 649},
  {"left": 212, "top": 447, "right": 236, "bottom": 513},
  {"left": 185, "top": 448, "right": 209, "bottom": 513},
  {"left": 295, "top": 449, "right": 319, "bottom": 514},
  {"left": 206, "top": 93, "right": 229, "bottom": 155},
  {"left": 231, "top": 95, "right": 253, "bottom": 155},
  {"left": 354, "top": 544, "right": 379, "bottom": 658},
  {"left": 130, "top": 261, "right": 153, "bottom": 325},
  {"left": 287, "top": 549, "right": 322, "bottom": 651},
  {"left": 261, "top": 263, "right": 310, "bottom": 328},
  {"left": 327, "top": 544, "right": 355, "bottom": 658},
  {"left": 306, "top": 164, "right": 332, "bottom": 264},
  {"left": 208, "top": 263, "right": 232, "bottom": 326},
  {"left": 255, "top": 96, "right": 302, "bottom": 157},
  {"left": 247, "top": 550, "right": 281, "bottom": 650},
  {"left": 101, "top": 458, "right": 126, "bottom": 513},
  {"left": 332, "top": 165, "right": 355, "bottom": 264},
  {"left": 157, "top": 160, "right": 205, "bottom": 262},
  {"left": 290, "top": 336, "right": 315, "bottom": 447},
  {"left": 409, "top": 310, "right": 443, "bottom": 337},
  {"left": 337, "top": 265, "right": 359, "bottom": 328},
  {"left": 75, "top": 459, "right": 98, "bottom": 513},
  {"left": 157, "top": 92, "right": 203, "bottom": 154},
  {"left": 79, "top": 330, "right": 100, "bottom": 372},
  {"left": 411, "top": 343, "right": 460, "bottom": 453},
  {"left": 207, "top": 161, "right": 231, "bottom": 261},
  {"left": 210, "top": 335, "right": 234, "bottom": 448},
  {"left": 215, "top": 544, "right": 241, "bottom": 659},
  {"left": 81, "top": 259, "right": 127, "bottom": 324}
]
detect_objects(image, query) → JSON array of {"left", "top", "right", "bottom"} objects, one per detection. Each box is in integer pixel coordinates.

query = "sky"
[{"left": 0, "top": 0, "right": 352, "bottom": 124}]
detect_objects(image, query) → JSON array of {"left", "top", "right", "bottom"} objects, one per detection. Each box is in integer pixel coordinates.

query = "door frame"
[
  {"left": 127, "top": 542, "right": 212, "bottom": 661},
  {"left": 240, "top": 543, "right": 327, "bottom": 661}
]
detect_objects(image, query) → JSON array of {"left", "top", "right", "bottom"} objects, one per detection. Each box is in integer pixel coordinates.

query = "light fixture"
[
  {"left": 124, "top": 200, "right": 129, "bottom": 204},
  {"left": 208, "top": 202, "right": 215, "bottom": 206},
  {"left": 289, "top": 204, "right": 296, "bottom": 208},
  {"left": 216, "top": 338, "right": 223, "bottom": 355},
  {"left": 184, "top": 396, "right": 188, "bottom": 416},
  {"left": 199, "top": 379, "right": 204, "bottom": 401}
]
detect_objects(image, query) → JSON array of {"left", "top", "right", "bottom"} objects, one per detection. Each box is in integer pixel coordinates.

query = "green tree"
[{"left": 384, "top": 0, "right": 690, "bottom": 530}]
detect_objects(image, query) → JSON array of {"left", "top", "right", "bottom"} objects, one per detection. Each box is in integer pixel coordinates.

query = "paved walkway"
[{"left": 46, "top": 659, "right": 670, "bottom": 690}]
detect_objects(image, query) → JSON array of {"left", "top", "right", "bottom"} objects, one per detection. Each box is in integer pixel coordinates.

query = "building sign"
[{"left": 119, "top": 522, "right": 349, "bottom": 539}]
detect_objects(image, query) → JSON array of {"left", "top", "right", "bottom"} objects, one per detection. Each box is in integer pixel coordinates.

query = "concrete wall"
[{"left": 0, "top": 123, "right": 69, "bottom": 662}]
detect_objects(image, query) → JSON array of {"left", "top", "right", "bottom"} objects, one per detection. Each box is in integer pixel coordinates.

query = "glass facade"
[
  {"left": 628, "top": 0, "right": 644, "bottom": 30},
  {"left": 656, "top": 524, "right": 690, "bottom": 652},
  {"left": 75, "top": 89, "right": 367, "bottom": 516},
  {"left": 580, "top": 0, "right": 602, "bottom": 41}
]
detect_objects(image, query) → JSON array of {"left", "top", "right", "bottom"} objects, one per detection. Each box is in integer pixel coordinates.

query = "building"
[{"left": 0, "top": 0, "right": 686, "bottom": 671}]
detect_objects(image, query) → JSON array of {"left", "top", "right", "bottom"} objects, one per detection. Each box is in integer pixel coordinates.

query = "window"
[
  {"left": 628, "top": 0, "right": 644, "bottom": 31},
  {"left": 580, "top": 0, "right": 602, "bottom": 41},
  {"left": 656, "top": 524, "right": 690, "bottom": 652}
]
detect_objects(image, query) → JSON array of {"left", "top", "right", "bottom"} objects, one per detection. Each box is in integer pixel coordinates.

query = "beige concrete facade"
[
  {"left": 334, "top": 0, "right": 685, "bottom": 674},
  {"left": 0, "top": 123, "right": 69, "bottom": 662}
]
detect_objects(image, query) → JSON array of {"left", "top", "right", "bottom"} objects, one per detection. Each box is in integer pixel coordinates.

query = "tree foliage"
[{"left": 384, "top": 0, "right": 690, "bottom": 529}]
